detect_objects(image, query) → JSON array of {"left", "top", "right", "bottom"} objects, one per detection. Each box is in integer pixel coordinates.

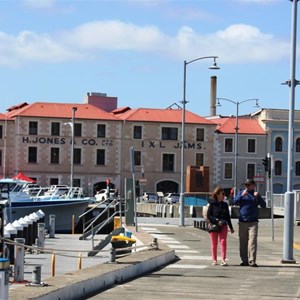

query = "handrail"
[
  {"left": 83, "top": 198, "right": 120, "bottom": 234},
  {"left": 79, "top": 197, "right": 126, "bottom": 242},
  {"left": 79, "top": 198, "right": 107, "bottom": 219}
]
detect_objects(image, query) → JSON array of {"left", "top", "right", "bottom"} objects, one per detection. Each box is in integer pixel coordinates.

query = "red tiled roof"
[
  {"left": 6, "top": 102, "right": 120, "bottom": 120},
  {"left": 211, "top": 117, "right": 265, "bottom": 134},
  {"left": 112, "top": 107, "right": 131, "bottom": 114},
  {"left": 0, "top": 113, "right": 13, "bottom": 121},
  {"left": 114, "top": 108, "right": 215, "bottom": 125},
  {"left": 7, "top": 102, "right": 29, "bottom": 112}
]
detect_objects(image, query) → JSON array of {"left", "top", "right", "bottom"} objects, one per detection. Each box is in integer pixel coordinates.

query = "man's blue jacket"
[{"left": 233, "top": 189, "right": 266, "bottom": 222}]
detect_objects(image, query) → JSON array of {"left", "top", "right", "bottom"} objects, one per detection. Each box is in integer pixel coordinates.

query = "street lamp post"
[
  {"left": 282, "top": 0, "right": 299, "bottom": 264},
  {"left": 216, "top": 98, "right": 259, "bottom": 195},
  {"left": 70, "top": 107, "right": 77, "bottom": 188},
  {"left": 180, "top": 56, "right": 220, "bottom": 227}
]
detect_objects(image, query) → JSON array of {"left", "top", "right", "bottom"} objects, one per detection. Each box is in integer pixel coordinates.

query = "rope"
[{"left": 1, "top": 237, "right": 158, "bottom": 259}]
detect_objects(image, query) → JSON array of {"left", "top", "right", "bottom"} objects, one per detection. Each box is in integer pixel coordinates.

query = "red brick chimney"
[{"left": 84, "top": 92, "right": 118, "bottom": 112}]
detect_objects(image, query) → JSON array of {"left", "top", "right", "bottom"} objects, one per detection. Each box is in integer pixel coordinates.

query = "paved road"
[{"left": 87, "top": 218, "right": 300, "bottom": 300}]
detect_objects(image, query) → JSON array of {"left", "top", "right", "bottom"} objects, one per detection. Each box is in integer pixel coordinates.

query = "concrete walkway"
[
  {"left": 89, "top": 218, "right": 300, "bottom": 300},
  {"left": 8, "top": 218, "right": 300, "bottom": 299}
]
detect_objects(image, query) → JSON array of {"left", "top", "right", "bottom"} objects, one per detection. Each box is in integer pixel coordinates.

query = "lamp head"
[
  {"left": 254, "top": 99, "right": 260, "bottom": 108},
  {"left": 215, "top": 99, "right": 222, "bottom": 107},
  {"left": 209, "top": 58, "right": 220, "bottom": 70}
]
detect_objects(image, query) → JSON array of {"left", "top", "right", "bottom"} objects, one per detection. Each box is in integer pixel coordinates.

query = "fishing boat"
[{"left": 0, "top": 178, "right": 93, "bottom": 233}]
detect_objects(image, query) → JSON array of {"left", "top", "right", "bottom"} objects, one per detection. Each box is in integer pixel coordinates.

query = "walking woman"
[{"left": 207, "top": 186, "right": 234, "bottom": 266}]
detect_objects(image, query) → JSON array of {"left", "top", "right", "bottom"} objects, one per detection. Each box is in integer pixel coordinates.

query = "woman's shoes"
[{"left": 212, "top": 260, "right": 228, "bottom": 266}]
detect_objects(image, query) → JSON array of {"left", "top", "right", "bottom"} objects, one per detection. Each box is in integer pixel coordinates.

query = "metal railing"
[{"left": 78, "top": 197, "right": 126, "bottom": 254}]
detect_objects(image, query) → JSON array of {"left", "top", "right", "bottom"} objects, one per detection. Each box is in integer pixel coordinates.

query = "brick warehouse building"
[{"left": 0, "top": 93, "right": 217, "bottom": 197}]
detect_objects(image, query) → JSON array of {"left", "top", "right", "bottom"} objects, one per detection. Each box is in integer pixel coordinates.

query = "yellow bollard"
[
  {"left": 78, "top": 252, "right": 82, "bottom": 270},
  {"left": 51, "top": 254, "right": 55, "bottom": 277},
  {"left": 113, "top": 216, "right": 120, "bottom": 229},
  {"left": 72, "top": 215, "right": 75, "bottom": 235}
]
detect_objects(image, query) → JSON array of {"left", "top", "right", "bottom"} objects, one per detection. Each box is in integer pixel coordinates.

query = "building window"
[
  {"left": 74, "top": 148, "right": 81, "bottom": 164},
  {"left": 296, "top": 161, "right": 300, "bottom": 176},
  {"left": 296, "top": 138, "right": 300, "bottom": 152},
  {"left": 196, "top": 153, "right": 204, "bottom": 167},
  {"left": 50, "top": 148, "right": 60, "bottom": 164},
  {"left": 225, "top": 138, "right": 233, "bottom": 153},
  {"left": 275, "top": 160, "right": 282, "bottom": 175},
  {"left": 29, "top": 121, "right": 38, "bottom": 135},
  {"left": 134, "top": 151, "right": 141, "bottom": 166},
  {"left": 247, "top": 139, "right": 256, "bottom": 153},
  {"left": 74, "top": 123, "right": 82, "bottom": 137},
  {"left": 0, "top": 149, "right": 2, "bottom": 166},
  {"left": 50, "top": 178, "right": 59, "bottom": 185},
  {"left": 133, "top": 126, "right": 142, "bottom": 139},
  {"left": 97, "top": 124, "right": 106, "bottom": 138},
  {"left": 28, "top": 147, "right": 37, "bottom": 163},
  {"left": 162, "top": 127, "right": 178, "bottom": 140},
  {"left": 224, "top": 163, "right": 232, "bottom": 179},
  {"left": 196, "top": 128, "right": 204, "bottom": 141},
  {"left": 96, "top": 149, "right": 105, "bottom": 165},
  {"left": 51, "top": 122, "right": 60, "bottom": 136},
  {"left": 162, "top": 153, "right": 175, "bottom": 172},
  {"left": 73, "top": 179, "right": 81, "bottom": 187},
  {"left": 275, "top": 137, "right": 282, "bottom": 152},
  {"left": 0, "top": 125, "right": 2, "bottom": 139},
  {"left": 247, "top": 163, "right": 255, "bottom": 179}
]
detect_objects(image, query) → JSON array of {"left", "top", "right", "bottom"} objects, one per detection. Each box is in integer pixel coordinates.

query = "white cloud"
[
  {"left": 0, "top": 20, "right": 290, "bottom": 67},
  {"left": 62, "top": 21, "right": 167, "bottom": 52},
  {"left": 23, "top": 0, "right": 56, "bottom": 10}
]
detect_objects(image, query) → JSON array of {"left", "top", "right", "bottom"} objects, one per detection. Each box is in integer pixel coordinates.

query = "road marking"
[
  {"left": 178, "top": 255, "right": 211, "bottom": 260},
  {"left": 166, "top": 244, "right": 189, "bottom": 249},
  {"left": 166, "top": 264, "right": 207, "bottom": 269},
  {"left": 162, "top": 240, "right": 181, "bottom": 244},
  {"left": 140, "top": 227, "right": 161, "bottom": 232},
  {"left": 175, "top": 250, "right": 199, "bottom": 253},
  {"left": 151, "top": 234, "right": 174, "bottom": 240}
]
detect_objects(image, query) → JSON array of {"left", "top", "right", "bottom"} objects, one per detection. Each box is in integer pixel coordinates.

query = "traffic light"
[
  {"left": 262, "top": 156, "right": 271, "bottom": 172},
  {"left": 262, "top": 156, "right": 268, "bottom": 171}
]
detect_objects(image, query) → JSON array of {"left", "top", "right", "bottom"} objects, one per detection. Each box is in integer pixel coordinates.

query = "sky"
[{"left": 0, "top": 0, "right": 298, "bottom": 117}]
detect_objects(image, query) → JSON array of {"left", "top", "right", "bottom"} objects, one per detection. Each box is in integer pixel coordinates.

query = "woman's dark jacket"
[{"left": 207, "top": 199, "right": 233, "bottom": 230}]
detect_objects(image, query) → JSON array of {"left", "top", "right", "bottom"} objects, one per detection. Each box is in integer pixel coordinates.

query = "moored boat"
[{"left": 0, "top": 178, "right": 93, "bottom": 233}]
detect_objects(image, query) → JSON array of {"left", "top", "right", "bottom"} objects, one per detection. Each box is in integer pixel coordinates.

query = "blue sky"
[{"left": 0, "top": 0, "right": 297, "bottom": 116}]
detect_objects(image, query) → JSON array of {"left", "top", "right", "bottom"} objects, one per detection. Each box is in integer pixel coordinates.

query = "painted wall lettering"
[{"left": 22, "top": 136, "right": 114, "bottom": 147}]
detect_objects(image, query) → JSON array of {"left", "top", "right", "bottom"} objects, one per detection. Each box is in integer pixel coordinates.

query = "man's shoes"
[
  {"left": 240, "top": 262, "right": 249, "bottom": 266},
  {"left": 212, "top": 261, "right": 217, "bottom": 265},
  {"left": 221, "top": 261, "right": 228, "bottom": 266},
  {"left": 249, "top": 261, "right": 258, "bottom": 267}
]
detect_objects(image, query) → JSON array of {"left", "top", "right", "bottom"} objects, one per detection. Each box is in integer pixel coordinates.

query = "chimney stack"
[{"left": 210, "top": 76, "right": 217, "bottom": 116}]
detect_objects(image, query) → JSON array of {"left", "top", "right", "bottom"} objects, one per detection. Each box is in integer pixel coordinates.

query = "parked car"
[
  {"left": 140, "top": 192, "right": 158, "bottom": 203},
  {"left": 163, "top": 193, "right": 180, "bottom": 204},
  {"left": 95, "top": 188, "right": 116, "bottom": 202}
]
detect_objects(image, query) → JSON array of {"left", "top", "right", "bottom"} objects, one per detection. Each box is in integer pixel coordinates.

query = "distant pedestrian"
[
  {"left": 114, "top": 189, "right": 119, "bottom": 198},
  {"left": 207, "top": 186, "right": 234, "bottom": 266},
  {"left": 233, "top": 179, "right": 266, "bottom": 267}
]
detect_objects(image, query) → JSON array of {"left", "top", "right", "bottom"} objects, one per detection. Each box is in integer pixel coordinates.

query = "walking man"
[{"left": 233, "top": 179, "right": 266, "bottom": 267}]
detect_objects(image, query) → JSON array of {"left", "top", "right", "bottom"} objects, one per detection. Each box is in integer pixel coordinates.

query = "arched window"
[
  {"left": 275, "top": 137, "right": 282, "bottom": 152},
  {"left": 296, "top": 161, "right": 300, "bottom": 176},
  {"left": 275, "top": 160, "right": 282, "bottom": 176},
  {"left": 296, "top": 138, "right": 300, "bottom": 152}
]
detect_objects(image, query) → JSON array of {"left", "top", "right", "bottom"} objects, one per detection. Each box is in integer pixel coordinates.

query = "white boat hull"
[{"left": 8, "top": 199, "right": 91, "bottom": 233}]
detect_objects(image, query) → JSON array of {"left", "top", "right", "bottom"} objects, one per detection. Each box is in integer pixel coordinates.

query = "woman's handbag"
[{"left": 208, "top": 223, "right": 221, "bottom": 233}]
